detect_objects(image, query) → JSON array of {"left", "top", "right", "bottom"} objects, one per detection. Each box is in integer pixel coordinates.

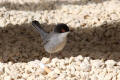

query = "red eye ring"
[{"left": 61, "top": 29, "right": 65, "bottom": 32}]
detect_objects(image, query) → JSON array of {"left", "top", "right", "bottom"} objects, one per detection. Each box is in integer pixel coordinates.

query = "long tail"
[{"left": 32, "top": 20, "right": 48, "bottom": 40}]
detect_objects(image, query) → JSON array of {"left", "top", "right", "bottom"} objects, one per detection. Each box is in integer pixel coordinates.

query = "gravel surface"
[{"left": 0, "top": 0, "right": 120, "bottom": 80}]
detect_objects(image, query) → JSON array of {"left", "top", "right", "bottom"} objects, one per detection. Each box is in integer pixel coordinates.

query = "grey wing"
[
  {"left": 41, "top": 33, "right": 52, "bottom": 45},
  {"left": 41, "top": 38, "right": 49, "bottom": 45},
  {"left": 42, "top": 32, "right": 55, "bottom": 45}
]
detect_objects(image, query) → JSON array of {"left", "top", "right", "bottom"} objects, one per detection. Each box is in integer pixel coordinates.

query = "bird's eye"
[{"left": 61, "top": 29, "right": 65, "bottom": 32}]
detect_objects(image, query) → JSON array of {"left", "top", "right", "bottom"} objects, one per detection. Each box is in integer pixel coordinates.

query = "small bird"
[{"left": 32, "top": 20, "right": 70, "bottom": 58}]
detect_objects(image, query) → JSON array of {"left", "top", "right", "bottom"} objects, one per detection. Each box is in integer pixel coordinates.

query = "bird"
[{"left": 32, "top": 20, "right": 70, "bottom": 59}]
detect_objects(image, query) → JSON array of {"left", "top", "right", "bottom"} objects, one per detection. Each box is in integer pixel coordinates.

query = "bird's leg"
[
  {"left": 45, "top": 53, "right": 52, "bottom": 64},
  {"left": 50, "top": 53, "right": 52, "bottom": 60},
  {"left": 48, "top": 53, "right": 52, "bottom": 63}
]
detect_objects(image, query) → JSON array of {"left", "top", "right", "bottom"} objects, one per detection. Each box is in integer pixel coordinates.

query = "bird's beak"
[
  {"left": 61, "top": 31, "right": 69, "bottom": 35},
  {"left": 60, "top": 31, "right": 70, "bottom": 38},
  {"left": 66, "top": 31, "right": 70, "bottom": 34}
]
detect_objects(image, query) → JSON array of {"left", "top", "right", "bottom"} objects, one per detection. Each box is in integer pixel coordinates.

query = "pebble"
[
  {"left": 69, "top": 57, "right": 75, "bottom": 64},
  {"left": 91, "top": 60, "right": 105, "bottom": 69},
  {"left": 0, "top": 63, "right": 4, "bottom": 75},
  {"left": 4, "top": 76, "right": 12, "bottom": 80},
  {"left": 90, "top": 75, "right": 98, "bottom": 80},
  {"left": 75, "top": 55, "right": 84, "bottom": 61},
  {"left": 80, "top": 62, "right": 91, "bottom": 72},
  {"left": 105, "top": 60, "right": 117, "bottom": 68}
]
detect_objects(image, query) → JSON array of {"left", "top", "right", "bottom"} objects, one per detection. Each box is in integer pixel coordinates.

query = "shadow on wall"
[
  {"left": 0, "top": 0, "right": 108, "bottom": 11},
  {"left": 0, "top": 20, "right": 120, "bottom": 63}
]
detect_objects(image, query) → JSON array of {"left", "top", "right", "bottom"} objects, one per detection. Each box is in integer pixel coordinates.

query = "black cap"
[{"left": 54, "top": 23, "right": 69, "bottom": 33}]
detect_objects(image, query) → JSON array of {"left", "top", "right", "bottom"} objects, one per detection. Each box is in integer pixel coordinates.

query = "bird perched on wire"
[{"left": 32, "top": 20, "right": 70, "bottom": 58}]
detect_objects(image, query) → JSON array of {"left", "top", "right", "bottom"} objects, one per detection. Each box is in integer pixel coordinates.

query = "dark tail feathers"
[{"left": 32, "top": 20, "right": 48, "bottom": 40}]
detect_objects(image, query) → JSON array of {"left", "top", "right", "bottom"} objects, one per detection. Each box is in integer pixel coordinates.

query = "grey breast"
[{"left": 44, "top": 33, "right": 67, "bottom": 53}]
